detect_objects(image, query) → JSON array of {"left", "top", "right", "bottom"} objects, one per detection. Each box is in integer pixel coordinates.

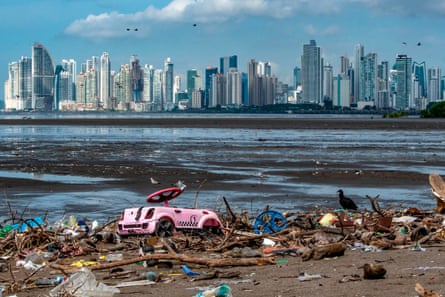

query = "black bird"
[
  {"left": 192, "top": 23, "right": 197, "bottom": 27},
  {"left": 417, "top": 42, "right": 421, "bottom": 46},
  {"left": 337, "top": 189, "right": 358, "bottom": 210}
]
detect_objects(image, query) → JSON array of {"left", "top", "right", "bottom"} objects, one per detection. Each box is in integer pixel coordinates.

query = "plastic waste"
[
  {"left": 49, "top": 267, "right": 119, "bottom": 297},
  {"left": 181, "top": 264, "right": 200, "bottom": 276},
  {"left": 0, "top": 225, "right": 13, "bottom": 238},
  {"left": 298, "top": 272, "right": 322, "bottom": 282},
  {"left": 193, "top": 284, "right": 232, "bottom": 297},
  {"left": 12, "top": 217, "right": 44, "bottom": 232},
  {"left": 262, "top": 238, "right": 276, "bottom": 246},
  {"left": 105, "top": 253, "right": 123, "bottom": 262},
  {"left": 318, "top": 213, "right": 336, "bottom": 227},
  {"left": 145, "top": 271, "right": 158, "bottom": 281},
  {"left": 253, "top": 210, "right": 287, "bottom": 234},
  {"left": 35, "top": 276, "right": 63, "bottom": 286}
]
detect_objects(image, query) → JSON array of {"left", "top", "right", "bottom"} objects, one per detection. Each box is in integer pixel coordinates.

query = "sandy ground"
[{"left": 0, "top": 116, "right": 445, "bottom": 297}]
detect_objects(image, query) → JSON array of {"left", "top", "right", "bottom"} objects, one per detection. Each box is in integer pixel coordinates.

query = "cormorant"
[{"left": 337, "top": 189, "right": 358, "bottom": 210}]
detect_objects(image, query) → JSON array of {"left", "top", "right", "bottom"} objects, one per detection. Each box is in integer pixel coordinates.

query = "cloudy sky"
[{"left": 2, "top": 0, "right": 445, "bottom": 91}]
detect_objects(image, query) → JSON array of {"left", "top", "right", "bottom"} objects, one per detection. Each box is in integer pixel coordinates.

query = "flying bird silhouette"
[
  {"left": 417, "top": 42, "right": 421, "bottom": 46},
  {"left": 337, "top": 189, "right": 358, "bottom": 210}
]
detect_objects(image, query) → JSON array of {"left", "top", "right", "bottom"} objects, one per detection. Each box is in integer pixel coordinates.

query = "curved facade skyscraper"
[{"left": 32, "top": 42, "right": 55, "bottom": 111}]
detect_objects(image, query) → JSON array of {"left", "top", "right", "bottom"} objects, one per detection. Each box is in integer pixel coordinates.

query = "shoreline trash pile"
[{"left": 1, "top": 174, "right": 445, "bottom": 296}]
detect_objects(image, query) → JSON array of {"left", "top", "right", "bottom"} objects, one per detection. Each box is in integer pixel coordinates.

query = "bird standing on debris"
[{"left": 337, "top": 189, "right": 358, "bottom": 210}]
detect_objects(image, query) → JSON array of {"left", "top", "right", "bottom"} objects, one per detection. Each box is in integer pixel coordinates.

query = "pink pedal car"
[{"left": 117, "top": 186, "right": 222, "bottom": 237}]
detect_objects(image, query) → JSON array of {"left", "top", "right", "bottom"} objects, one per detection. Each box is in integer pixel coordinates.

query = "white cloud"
[{"left": 64, "top": 0, "right": 445, "bottom": 39}]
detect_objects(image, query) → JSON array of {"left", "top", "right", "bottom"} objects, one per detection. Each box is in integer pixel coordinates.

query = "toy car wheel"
[
  {"left": 253, "top": 210, "right": 287, "bottom": 234},
  {"left": 156, "top": 219, "right": 174, "bottom": 237}
]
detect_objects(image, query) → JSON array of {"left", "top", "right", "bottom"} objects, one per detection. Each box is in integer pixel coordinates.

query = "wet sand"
[{"left": 0, "top": 116, "right": 443, "bottom": 208}]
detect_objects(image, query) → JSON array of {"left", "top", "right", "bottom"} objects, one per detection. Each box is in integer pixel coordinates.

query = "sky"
[{"left": 2, "top": 0, "right": 445, "bottom": 92}]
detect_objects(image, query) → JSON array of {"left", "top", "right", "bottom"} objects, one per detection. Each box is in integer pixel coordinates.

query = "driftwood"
[
  {"left": 50, "top": 252, "right": 275, "bottom": 273},
  {"left": 301, "top": 242, "right": 346, "bottom": 261}
]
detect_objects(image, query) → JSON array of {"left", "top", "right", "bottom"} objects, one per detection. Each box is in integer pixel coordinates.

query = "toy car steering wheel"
[{"left": 146, "top": 187, "right": 184, "bottom": 207}]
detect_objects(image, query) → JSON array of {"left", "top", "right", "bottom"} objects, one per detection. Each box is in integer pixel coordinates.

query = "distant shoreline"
[{"left": 0, "top": 116, "right": 445, "bottom": 130}]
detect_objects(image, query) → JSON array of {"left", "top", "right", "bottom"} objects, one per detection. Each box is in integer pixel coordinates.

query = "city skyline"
[{"left": 2, "top": 0, "right": 445, "bottom": 100}]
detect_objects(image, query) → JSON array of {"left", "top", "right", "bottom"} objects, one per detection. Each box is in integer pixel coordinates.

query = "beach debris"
[
  {"left": 429, "top": 173, "right": 445, "bottom": 214},
  {"left": 181, "top": 264, "right": 200, "bottom": 276},
  {"left": 193, "top": 284, "right": 232, "bottom": 297},
  {"left": 49, "top": 267, "right": 120, "bottom": 297},
  {"left": 415, "top": 282, "right": 442, "bottom": 297},
  {"left": 1, "top": 176, "right": 445, "bottom": 295},
  {"left": 253, "top": 210, "right": 287, "bottom": 234},
  {"left": 301, "top": 242, "right": 346, "bottom": 261},
  {"left": 297, "top": 272, "right": 322, "bottom": 281},
  {"left": 366, "top": 194, "right": 385, "bottom": 216},
  {"left": 362, "top": 263, "right": 386, "bottom": 279}
]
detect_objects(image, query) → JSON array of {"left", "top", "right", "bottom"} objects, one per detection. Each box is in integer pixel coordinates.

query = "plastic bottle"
[
  {"left": 35, "top": 276, "right": 63, "bottom": 286},
  {"left": 193, "top": 284, "right": 232, "bottom": 297},
  {"left": 105, "top": 253, "right": 123, "bottom": 262}
]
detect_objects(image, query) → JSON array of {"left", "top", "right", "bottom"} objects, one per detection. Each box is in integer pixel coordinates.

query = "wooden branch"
[{"left": 50, "top": 252, "right": 275, "bottom": 273}]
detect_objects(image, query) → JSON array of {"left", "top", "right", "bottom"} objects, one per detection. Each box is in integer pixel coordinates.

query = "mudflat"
[{"left": 0, "top": 116, "right": 444, "bottom": 297}]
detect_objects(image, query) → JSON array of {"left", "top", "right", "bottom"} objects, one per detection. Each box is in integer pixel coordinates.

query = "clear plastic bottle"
[
  {"left": 35, "top": 276, "right": 63, "bottom": 286},
  {"left": 105, "top": 253, "right": 123, "bottom": 262}
]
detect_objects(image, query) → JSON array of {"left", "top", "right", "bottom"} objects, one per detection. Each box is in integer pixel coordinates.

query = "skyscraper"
[
  {"left": 186, "top": 69, "right": 201, "bottom": 99},
  {"left": 427, "top": 66, "right": 441, "bottom": 102},
  {"left": 220, "top": 55, "right": 237, "bottom": 74},
  {"left": 360, "top": 52, "right": 378, "bottom": 102},
  {"left": 248, "top": 59, "right": 259, "bottom": 105},
  {"left": 61, "top": 59, "right": 76, "bottom": 101},
  {"left": 301, "top": 40, "right": 322, "bottom": 104},
  {"left": 205, "top": 66, "right": 218, "bottom": 107},
  {"left": 130, "top": 56, "right": 143, "bottom": 102},
  {"left": 412, "top": 61, "right": 427, "bottom": 100},
  {"left": 293, "top": 66, "right": 301, "bottom": 89},
  {"left": 354, "top": 44, "right": 364, "bottom": 102},
  {"left": 100, "top": 52, "right": 111, "bottom": 109},
  {"left": 226, "top": 69, "right": 242, "bottom": 106},
  {"left": 152, "top": 69, "right": 163, "bottom": 110},
  {"left": 32, "top": 42, "right": 55, "bottom": 111},
  {"left": 163, "top": 57, "right": 174, "bottom": 110},
  {"left": 323, "top": 64, "right": 333, "bottom": 103},
  {"left": 394, "top": 54, "right": 412, "bottom": 109}
]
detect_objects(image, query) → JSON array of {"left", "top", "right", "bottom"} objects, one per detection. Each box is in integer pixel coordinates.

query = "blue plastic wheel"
[{"left": 254, "top": 210, "right": 287, "bottom": 234}]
